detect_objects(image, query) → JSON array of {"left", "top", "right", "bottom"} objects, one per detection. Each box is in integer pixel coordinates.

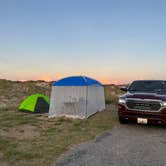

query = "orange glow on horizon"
[
  {"left": 36, "top": 75, "right": 128, "bottom": 85},
  {"left": 8, "top": 74, "right": 131, "bottom": 85},
  {"left": 96, "top": 76, "right": 129, "bottom": 85},
  {"left": 36, "top": 75, "right": 54, "bottom": 82}
]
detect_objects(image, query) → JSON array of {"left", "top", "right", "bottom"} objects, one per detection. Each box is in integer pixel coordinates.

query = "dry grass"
[
  {"left": 0, "top": 79, "right": 120, "bottom": 166},
  {"left": 0, "top": 106, "right": 118, "bottom": 166},
  {"left": 0, "top": 79, "right": 51, "bottom": 108},
  {"left": 104, "top": 85, "right": 124, "bottom": 104}
]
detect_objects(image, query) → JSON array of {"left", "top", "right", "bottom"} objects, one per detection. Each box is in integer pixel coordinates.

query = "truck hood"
[{"left": 122, "top": 92, "right": 166, "bottom": 101}]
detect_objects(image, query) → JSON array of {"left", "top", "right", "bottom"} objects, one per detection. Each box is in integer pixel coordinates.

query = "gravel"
[{"left": 54, "top": 123, "right": 166, "bottom": 166}]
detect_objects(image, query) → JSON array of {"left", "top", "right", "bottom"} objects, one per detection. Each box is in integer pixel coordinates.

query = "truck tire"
[{"left": 119, "top": 116, "right": 127, "bottom": 124}]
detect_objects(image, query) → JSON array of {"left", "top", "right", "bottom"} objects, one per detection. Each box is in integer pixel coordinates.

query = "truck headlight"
[
  {"left": 118, "top": 98, "right": 126, "bottom": 104},
  {"left": 161, "top": 102, "right": 166, "bottom": 107}
]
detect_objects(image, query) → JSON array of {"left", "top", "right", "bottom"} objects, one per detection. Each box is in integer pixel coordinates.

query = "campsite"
[
  {"left": 0, "top": 79, "right": 119, "bottom": 166},
  {"left": 1, "top": 79, "right": 166, "bottom": 166},
  {"left": 1, "top": 0, "right": 166, "bottom": 166}
]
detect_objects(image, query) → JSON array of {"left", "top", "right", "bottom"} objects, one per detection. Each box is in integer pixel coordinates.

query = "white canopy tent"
[{"left": 49, "top": 76, "right": 105, "bottom": 119}]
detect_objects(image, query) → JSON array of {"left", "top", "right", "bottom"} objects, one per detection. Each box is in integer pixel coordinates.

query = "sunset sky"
[{"left": 0, "top": 0, "right": 166, "bottom": 84}]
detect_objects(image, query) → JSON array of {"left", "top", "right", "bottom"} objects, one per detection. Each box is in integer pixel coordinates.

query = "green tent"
[{"left": 19, "top": 94, "right": 49, "bottom": 113}]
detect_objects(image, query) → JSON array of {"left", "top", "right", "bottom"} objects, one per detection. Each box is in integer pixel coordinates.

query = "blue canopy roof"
[{"left": 53, "top": 76, "right": 103, "bottom": 86}]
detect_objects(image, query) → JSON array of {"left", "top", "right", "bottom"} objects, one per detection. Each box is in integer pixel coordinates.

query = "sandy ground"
[
  {"left": 54, "top": 123, "right": 166, "bottom": 166},
  {"left": 0, "top": 125, "right": 39, "bottom": 140}
]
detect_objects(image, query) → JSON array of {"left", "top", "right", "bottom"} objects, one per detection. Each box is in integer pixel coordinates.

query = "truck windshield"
[{"left": 128, "top": 81, "right": 166, "bottom": 94}]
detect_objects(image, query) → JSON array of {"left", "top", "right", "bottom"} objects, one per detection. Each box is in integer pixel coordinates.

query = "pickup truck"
[{"left": 118, "top": 80, "right": 166, "bottom": 125}]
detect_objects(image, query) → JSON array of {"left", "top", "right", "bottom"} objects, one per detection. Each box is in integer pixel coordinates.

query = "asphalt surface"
[{"left": 54, "top": 123, "right": 166, "bottom": 166}]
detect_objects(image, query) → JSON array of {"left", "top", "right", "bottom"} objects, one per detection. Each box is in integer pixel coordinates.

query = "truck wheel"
[{"left": 119, "top": 116, "right": 127, "bottom": 124}]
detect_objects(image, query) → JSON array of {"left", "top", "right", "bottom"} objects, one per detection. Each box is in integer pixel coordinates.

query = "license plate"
[{"left": 137, "top": 118, "right": 148, "bottom": 124}]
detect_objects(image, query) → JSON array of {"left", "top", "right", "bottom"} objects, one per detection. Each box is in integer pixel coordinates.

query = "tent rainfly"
[
  {"left": 19, "top": 94, "right": 49, "bottom": 113},
  {"left": 49, "top": 76, "right": 105, "bottom": 118}
]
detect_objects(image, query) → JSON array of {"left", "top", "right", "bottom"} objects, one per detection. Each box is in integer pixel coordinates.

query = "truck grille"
[{"left": 126, "top": 100, "right": 161, "bottom": 111}]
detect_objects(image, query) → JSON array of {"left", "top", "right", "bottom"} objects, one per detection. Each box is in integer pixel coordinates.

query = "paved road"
[{"left": 54, "top": 123, "right": 166, "bottom": 166}]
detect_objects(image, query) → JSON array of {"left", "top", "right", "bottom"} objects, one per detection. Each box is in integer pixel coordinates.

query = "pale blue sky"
[{"left": 0, "top": 0, "right": 166, "bottom": 83}]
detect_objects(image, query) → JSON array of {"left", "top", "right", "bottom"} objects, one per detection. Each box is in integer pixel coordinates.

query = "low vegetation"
[
  {"left": 104, "top": 84, "right": 124, "bottom": 104},
  {"left": 0, "top": 80, "right": 121, "bottom": 166}
]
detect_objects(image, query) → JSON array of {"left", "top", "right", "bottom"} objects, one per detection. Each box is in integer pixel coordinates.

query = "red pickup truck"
[{"left": 118, "top": 80, "right": 166, "bottom": 125}]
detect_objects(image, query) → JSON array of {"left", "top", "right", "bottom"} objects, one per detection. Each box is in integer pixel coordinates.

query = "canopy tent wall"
[
  {"left": 86, "top": 86, "right": 105, "bottom": 117},
  {"left": 49, "top": 86, "right": 87, "bottom": 118}
]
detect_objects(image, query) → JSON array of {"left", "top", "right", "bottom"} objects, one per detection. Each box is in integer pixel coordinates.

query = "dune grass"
[
  {"left": 104, "top": 85, "right": 123, "bottom": 104},
  {"left": 0, "top": 80, "right": 121, "bottom": 166},
  {"left": 0, "top": 105, "right": 118, "bottom": 166}
]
